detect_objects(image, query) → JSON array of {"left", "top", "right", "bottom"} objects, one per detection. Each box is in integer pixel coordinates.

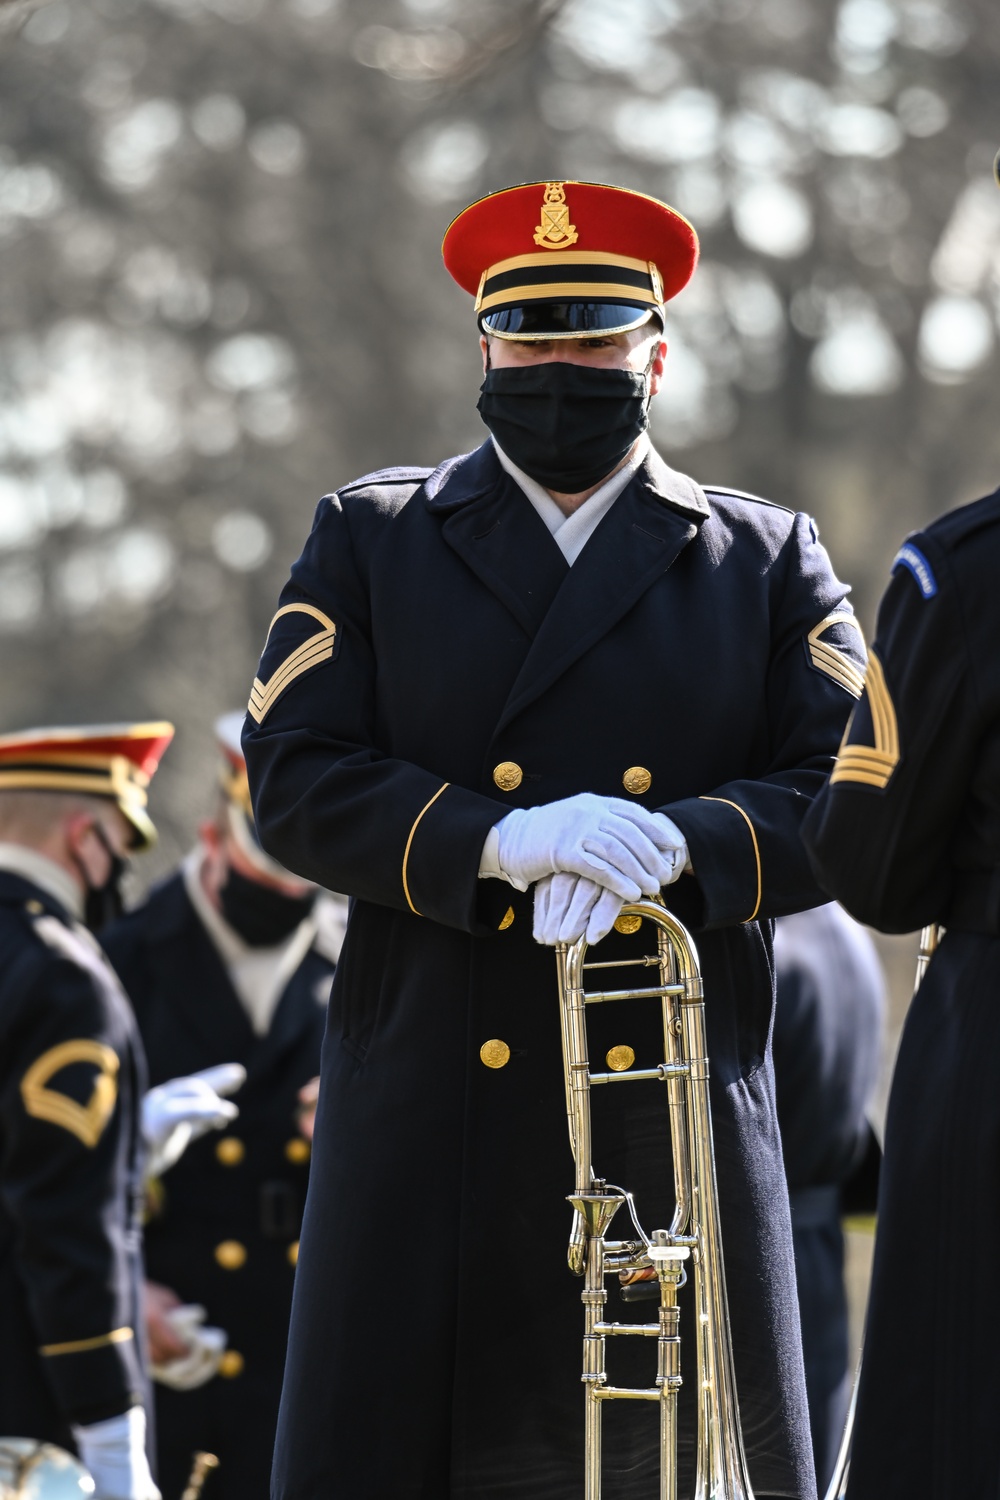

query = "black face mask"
[
  {"left": 76, "top": 823, "right": 129, "bottom": 933},
  {"left": 477, "top": 361, "right": 650, "bottom": 494},
  {"left": 219, "top": 866, "right": 316, "bottom": 947}
]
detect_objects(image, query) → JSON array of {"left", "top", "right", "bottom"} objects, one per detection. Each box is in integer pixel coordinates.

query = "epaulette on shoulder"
[
  {"left": 702, "top": 484, "right": 794, "bottom": 516},
  {"left": 923, "top": 487, "right": 1000, "bottom": 551},
  {"left": 337, "top": 466, "right": 434, "bottom": 495}
]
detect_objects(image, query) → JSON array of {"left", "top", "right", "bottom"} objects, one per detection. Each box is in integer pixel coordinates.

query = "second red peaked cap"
[{"left": 442, "top": 180, "right": 699, "bottom": 338}]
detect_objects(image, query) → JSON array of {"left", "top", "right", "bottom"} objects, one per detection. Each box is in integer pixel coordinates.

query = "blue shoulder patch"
[{"left": 892, "top": 541, "right": 937, "bottom": 599}]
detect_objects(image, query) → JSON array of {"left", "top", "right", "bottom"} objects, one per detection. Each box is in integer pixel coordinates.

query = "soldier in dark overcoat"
[
  {"left": 771, "top": 904, "right": 885, "bottom": 1488},
  {"left": 103, "top": 715, "right": 341, "bottom": 1500},
  {"left": 243, "top": 181, "right": 868, "bottom": 1500},
  {"left": 803, "top": 476, "right": 1000, "bottom": 1497},
  {"left": 0, "top": 722, "right": 173, "bottom": 1500}
]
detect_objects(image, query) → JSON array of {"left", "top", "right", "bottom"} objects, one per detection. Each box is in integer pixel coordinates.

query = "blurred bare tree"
[{"left": 0, "top": 0, "right": 997, "bottom": 877}]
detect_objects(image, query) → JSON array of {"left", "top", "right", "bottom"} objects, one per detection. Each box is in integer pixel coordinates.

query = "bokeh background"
[{"left": 1, "top": 0, "right": 998, "bottom": 1168}]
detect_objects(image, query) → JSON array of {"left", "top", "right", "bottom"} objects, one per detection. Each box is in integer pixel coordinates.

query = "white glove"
[
  {"left": 151, "top": 1305, "right": 227, "bottom": 1391},
  {"left": 72, "top": 1408, "right": 160, "bottom": 1500},
  {"left": 142, "top": 1064, "right": 246, "bottom": 1177},
  {"left": 533, "top": 873, "right": 624, "bottom": 946},
  {"left": 495, "top": 794, "right": 689, "bottom": 900}
]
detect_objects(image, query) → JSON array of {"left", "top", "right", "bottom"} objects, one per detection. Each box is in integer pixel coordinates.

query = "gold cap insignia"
[{"left": 533, "top": 182, "right": 578, "bottom": 250}]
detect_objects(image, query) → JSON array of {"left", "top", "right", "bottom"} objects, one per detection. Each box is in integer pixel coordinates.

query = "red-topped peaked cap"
[
  {"left": 0, "top": 721, "right": 174, "bottom": 849},
  {"left": 442, "top": 180, "right": 699, "bottom": 340}
]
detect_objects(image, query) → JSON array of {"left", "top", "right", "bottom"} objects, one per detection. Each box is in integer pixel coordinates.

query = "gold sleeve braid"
[{"left": 699, "top": 796, "right": 762, "bottom": 923}]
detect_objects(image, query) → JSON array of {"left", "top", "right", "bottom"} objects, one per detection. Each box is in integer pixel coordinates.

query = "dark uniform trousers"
[
  {"left": 103, "top": 875, "right": 333, "bottom": 1500},
  {"left": 243, "top": 441, "right": 868, "bottom": 1500},
  {"left": 771, "top": 905, "right": 884, "bottom": 1489},
  {"left": 803, "top": 487, "right": 1000, "bottom": 1500},
  {"left": 0, "top": 872, "right": 148, "bottom": 1451}
]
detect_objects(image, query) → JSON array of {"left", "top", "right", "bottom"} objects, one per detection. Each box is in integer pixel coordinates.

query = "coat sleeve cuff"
[
  {"left": 660, "top": 795, "right": 762, "bottom": 929},
  {"left": 402, "top": 782, "right": 510, "bottom": 933},
  {"left": 39, "top": 1327, "right": 143, "bottom": 1423}
]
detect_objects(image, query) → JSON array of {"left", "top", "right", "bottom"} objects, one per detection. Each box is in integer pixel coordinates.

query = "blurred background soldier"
[
  {"left": 771, "top": 903, "right": 885, "bottom": 1491},
  {"left": 0, "top": 723, "right": 171, "bottom": 1500},
  {"left": 102, "top": 713, "right": 344, "bottom": 1500}
]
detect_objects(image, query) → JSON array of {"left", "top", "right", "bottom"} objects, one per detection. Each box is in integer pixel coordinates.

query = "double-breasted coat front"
[
  {"left": 243, "top": 441, "right": 866, "bottom": 1500},
  {"left": 103, "top": 874, "right": 335, "bottom": 1500}
]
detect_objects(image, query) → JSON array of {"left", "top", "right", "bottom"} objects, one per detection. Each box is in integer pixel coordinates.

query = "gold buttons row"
[
  {"left": 214, "top": 1137, "right": 311, "bottom": 1166},
  {"left": 219, "top": 1349, "right": 244, "bottom": 1379},
  {"left": 492, "top": 763, "right": 653, "bottom": 796},
  {"left": 479, "top": 1040, "right": 635, "bottom": 1071},
  {"left": 214, "top": 1240, "right": 300, "bottom": 1270}
]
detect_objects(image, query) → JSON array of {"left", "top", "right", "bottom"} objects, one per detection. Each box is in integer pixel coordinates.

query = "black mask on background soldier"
[
  {"left": 77, "top": 823, "right": 129, "bottom": 933},
  {"left": 219, "top": 865, "right": 316, "bottom": 947},
  {"left": 477, "top": 362, "right": 650, "bottom": 494}
]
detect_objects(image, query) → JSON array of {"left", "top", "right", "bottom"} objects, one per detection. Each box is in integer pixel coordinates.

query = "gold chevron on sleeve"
[
  {"left": 830, "top": 649, "right": 900, "bottom": 789},
  {"left": 248, "top": 604, "right": 336, "bottom": 725},
  {"left": 20, "top": 1039, "right": 120, "bottom": 1148},
  {"left": 807, "top": 610, "right": 867, "bottom": 700}
]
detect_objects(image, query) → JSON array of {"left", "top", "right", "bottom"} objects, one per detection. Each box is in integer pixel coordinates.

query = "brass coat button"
[
  {"left": 25, "top": 900, "right": 44, "bottom": 915},
  {"left": 493, "top": 761, "right": 523, "bottom": 792},
  {"left": 623, "top": 766, "right": 652, "bottom": 795},
  {"left": 498, "top": 906, "right": 515, "bottom": 931},
  {"left": 480, "top": 1039, "right": 511, "bottom": 1069},
  {"left": 285, "top": 1138, "right": 310, "bottom": 1164},
  {"left": 606, "top": 1046, "right": 636, "bottom": 1071},
  {"left": 219, "top": 1349, "right": 244, "bottom": 1378},
  {"left": 215, "top": 1136, "right": 245, "bottom": 1167},
  {"left": 214, "top": 1240, "right": 247, "bottom": 1271},
  {"left": 614, "top": 913, "right": 642, "bottom": 935},
  {"left": 287, "top": 1240, "right": 299, "bottom": 1267}
]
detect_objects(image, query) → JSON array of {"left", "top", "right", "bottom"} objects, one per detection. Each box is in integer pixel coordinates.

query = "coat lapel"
[
  {"left": 494, "top": 449, "right": 710, "bottom": 732},
  {"left": 425, "top": 442, "right": 568, "bottom": 639},
  {"left": 145, "top": 879, "right": 257, "bottom": 1062}
]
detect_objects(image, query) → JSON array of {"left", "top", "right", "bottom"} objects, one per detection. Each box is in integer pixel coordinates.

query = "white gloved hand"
[
  {"left": 71, "top": 1408, "right": 160, "bottom": 1500},
  {"left": 533, "top": 873, "right": 624, "bottom": 947},
  {"left": 495, "top": 795, "right": 689, "bottom": 900},
  {"left": 142, "top": 1064, "right": 246, "bottom": 1177},
  {"left": 150, "top": 1305, "right": 227, "bottom": 1391}
]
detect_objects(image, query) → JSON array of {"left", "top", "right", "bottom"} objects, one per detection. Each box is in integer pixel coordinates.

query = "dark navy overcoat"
[
  {"left": 103, "top": 874, "right": 334, "bottom": 1500},
  {"left": 243, "top": 441, "right": 866, "bottom": 1500},
  {"left": 0, "top": 873, "right": 148, "bottom": 1449},
  {"left": 771, "top": 904, "right": 884, "bottom": 1489},
  {"left": 803, "top": 487, "right": 1000, "bottom": 1500}
]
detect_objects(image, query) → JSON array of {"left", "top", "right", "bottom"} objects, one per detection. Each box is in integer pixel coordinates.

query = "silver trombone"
[{"left": 555, "top": 898, "right": 753, "bottom": 1500}]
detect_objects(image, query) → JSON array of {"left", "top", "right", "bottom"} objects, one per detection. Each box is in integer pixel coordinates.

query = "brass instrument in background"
[
  {"left": 555, "top": 899, "right": 753, "bottom": 1500},
  {"left": 0, "top": 1440, "right": 93, "bottom": 1500},
  {"left": 821, "top": 921, "right": 942, "bottom": 1500}
]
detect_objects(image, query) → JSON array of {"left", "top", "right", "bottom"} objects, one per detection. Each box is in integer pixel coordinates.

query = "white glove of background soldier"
[
  {"left": 142, "top": 1063, "right": 246, "bottom": 1177},
  {"left": 71, "top": 1408, "right": 160, "bottom": 1500},
  {"left": 150, "top": 1304, "right": 228, "bottom": 1391},
  {"left": 494, "top": 794, "right": 688, "bottom": 900}
]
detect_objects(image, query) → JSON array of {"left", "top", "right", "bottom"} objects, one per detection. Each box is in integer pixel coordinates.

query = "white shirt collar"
[
  {"left": 0, "top": 842, "right": 84, "bottom": 920},
  {"left": 492, "top": 432, "right": 650, "bottom": 565}
]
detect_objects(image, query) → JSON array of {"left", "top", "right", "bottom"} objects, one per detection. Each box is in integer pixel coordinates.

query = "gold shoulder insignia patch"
[
  {"left": 830, "top": 649, "right": 900, "bottom": 789},
  {"left": 248, "top": 604, "right": 336, "bottom": 725},
  {"left": 21, "top": 1039, "right": 120, "bottom": 1148},
  {"left": 807, "top": 609, "right": 867, "bottom": 700}
]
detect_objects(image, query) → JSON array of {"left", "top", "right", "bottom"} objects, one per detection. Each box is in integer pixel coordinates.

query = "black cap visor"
[{"left": 481, "top": 301, "right": 661, "bottom": 341}]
